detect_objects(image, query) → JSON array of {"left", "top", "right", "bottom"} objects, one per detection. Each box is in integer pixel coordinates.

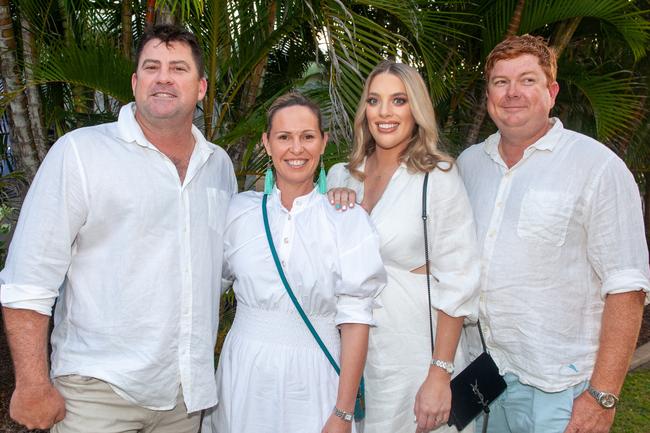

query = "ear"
[
  {"left": 262, "top": 132, "right": 272, "bottom": 156},
  {"left": 197, "top": 77, "right": 208, "bottom": 101},
  {"left": 131, "top": 73, "right": 137, "bottom": 96},
  {"left": 548, "top": 81, "right": 560, "bottom": 105},
  {"left": 321, "top": 132, "right": 329, "bottom": 155}
]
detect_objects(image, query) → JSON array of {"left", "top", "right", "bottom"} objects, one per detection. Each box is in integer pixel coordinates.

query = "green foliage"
[{"left": 611, "top": 370, "right": 650, "bottom": 433}]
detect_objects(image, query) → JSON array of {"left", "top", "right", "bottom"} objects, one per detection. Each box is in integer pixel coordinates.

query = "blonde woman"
[{"left": 328, "top": 61, "right": 480, "bottom": 433}]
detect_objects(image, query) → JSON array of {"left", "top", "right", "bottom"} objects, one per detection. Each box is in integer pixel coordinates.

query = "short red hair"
[{"left": 485, "top": 34, "right": 557, "bottom": 85}]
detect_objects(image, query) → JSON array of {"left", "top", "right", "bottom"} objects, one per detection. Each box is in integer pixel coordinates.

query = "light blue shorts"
[{"left": 476, "top": 373, "right": 588, "bottom": 433}]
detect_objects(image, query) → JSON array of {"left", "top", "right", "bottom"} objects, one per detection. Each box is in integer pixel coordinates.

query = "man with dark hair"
[
  {"left": 458, "top": 34, "right": 649, "bottom": 433},
  {"left": 0, "top": 24, "right": 236, "bottom": 432}
]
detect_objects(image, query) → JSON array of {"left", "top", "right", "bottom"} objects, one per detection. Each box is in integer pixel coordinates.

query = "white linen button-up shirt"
[
  {"left": 0, "top": 103, "right": 237, "bottom": 411},
  {"left": 458, "top": 119, "right": 650, "bottom": 392}
]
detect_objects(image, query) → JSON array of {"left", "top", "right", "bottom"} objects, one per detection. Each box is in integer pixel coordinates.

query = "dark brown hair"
[
  {"left": 266, "top": 92, "right": 324, "bottom": 136},
  {"left": 135, "top": 24, "right": 205, "bottom": 77}
]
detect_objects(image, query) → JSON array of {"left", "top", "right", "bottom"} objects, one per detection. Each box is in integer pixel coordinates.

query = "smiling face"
[
  {"left": 364, "top": 73, "right": 416, "bottom": 154},
  {"left": 131, "top": 38, "right": 207, "bottom": 129},
  {"left": 486, "top": 54, "right": 559, "bottom": 144},
  {"left": 263, "top": 105, "right": 327, "bottom": 196}
]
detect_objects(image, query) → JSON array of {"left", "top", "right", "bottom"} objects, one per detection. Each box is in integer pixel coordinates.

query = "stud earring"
[
  {"left": 264, "top": 155, "right": 274, "bottom": 195},
  {"left": 317, "top": 156, "right": 327, "bottom": 194}
]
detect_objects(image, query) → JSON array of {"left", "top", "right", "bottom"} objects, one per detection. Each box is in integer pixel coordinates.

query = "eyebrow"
[
  {"left": 491, "top": 71, "right": 539, "bottom": 80},
  {"left": 273, "top": 129, "right": 319, "bottom": 134},
  {"left": 367, "top": 92, "right": 408, "bottom": 97},
  {"left": 140, "top": 59, "right": 191, "bottom": 68}
]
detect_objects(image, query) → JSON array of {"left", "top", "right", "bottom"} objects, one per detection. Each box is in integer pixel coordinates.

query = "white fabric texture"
[
  {"left": 0, "top": 103, "right": 237, "bottom": 412},
  {"left": 457, "top": 118, "right": 650, "bottom": 392},
  {"left": 327, "top": 162, "right": 480, "bottom": 433},
  {"left": 201, "top": 188, "right": 386, "bottom": 433}
]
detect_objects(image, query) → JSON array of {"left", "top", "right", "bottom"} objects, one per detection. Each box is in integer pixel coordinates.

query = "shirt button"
[
  {"left": 283, "top": 237, "right": 289, "bottom": 243},
  {"left": 287, "top": 215, "right": 292, "bottom": 221},
  {"left": 281, "top": 260, "right": 286, "bottom": 267},
  {"left": 496, "top": 201, "right": 503, "bottom": 208},
  {"left": 488, "top": 230, "right": 496, "bottom": 237}
]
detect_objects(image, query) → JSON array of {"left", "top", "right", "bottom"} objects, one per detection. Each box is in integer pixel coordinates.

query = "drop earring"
[
  {"left": 317, "top": 156, "right": 327, "bottom": 194},
  {"left": 264, "top": 155, "right": 274, "bottom": 195}
]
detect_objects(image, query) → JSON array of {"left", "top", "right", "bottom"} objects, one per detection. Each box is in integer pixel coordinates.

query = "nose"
[
  {"left": 289, "top": 136, "right": 303, "bottom": 153},
  {"left": 156, "top": 67, "right": 173, "bottom": 84},
  {"left": 505, "top": 82, "right": 520, "bottom": 98},
  {"left": 379, "top": 99, "right": 391, "bottom": 117}
]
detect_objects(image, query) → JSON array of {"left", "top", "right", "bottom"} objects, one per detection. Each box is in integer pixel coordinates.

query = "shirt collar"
[
  {"left": 482, "top": 117, "right": 564, "bottom": 161},
  {"left": 271, "top": 186, "right": 321, "bottom": 214},
  {"left": 115, "top": 102, "right": 216, "bottom": 157}
]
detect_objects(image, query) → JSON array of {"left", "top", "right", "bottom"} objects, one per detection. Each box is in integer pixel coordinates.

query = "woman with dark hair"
[
  {"left": 328, "top": 61, "right": 480, "bottom": 433},
  {"left": 201, "top": 92, "right": 386, "bottom": 433}
]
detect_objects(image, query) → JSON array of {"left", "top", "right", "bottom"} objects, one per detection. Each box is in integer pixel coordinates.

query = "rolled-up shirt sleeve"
[
  {"left": 0, "top": 136, "right": 88, "bottom": 315},
  {"left": 427, "top": 165, "right": 481, "bottom": 320},
  {"left": 334, "top": 208, "right": 386, "bottom": 326},
  {"left": 586, "top": 155, "right": 650, "bottom": 302}
]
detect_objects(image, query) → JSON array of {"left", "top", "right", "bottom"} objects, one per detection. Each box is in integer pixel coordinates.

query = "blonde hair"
[{"left": 347, "top": 60, "right": 452, "bottom": 180}]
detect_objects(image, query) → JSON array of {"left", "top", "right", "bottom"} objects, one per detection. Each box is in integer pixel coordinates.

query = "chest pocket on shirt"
[
  {"left": 207, "top": 188, "right": 230, "bottom": 232},
  {"left": 517, "top": 190, "right": 575, "bottom": 246}
]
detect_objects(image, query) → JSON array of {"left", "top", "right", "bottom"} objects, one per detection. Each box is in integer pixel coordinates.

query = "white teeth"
[
  {"left": 154, "top": 92, "right": 175, "bottom": 97},
  {"left": 378, "top": 123, "right": 398, "bottom": 130},
  {"left": 287, "top": 160, "right": 307, "bottom": 167}
]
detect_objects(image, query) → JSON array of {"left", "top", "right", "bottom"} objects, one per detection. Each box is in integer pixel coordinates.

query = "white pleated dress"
[
  {"left": 201, "top": 187, "right": 386, "bottom": 433},
  {"left": 327, "top": 161, "right": 481, "bottom": 433}
]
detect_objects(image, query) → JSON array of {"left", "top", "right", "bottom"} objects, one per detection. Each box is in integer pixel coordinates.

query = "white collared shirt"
[
  {"left": 0, "top": 103, "right": 237, "bottom": 411},
  {"left": 223, "top": 187, "right": 386, "bottom": 325},
  {"left": 458, "top": 119, "right": 650, "bottom": 391}
]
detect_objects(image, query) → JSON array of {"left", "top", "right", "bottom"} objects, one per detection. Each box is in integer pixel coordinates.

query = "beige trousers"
[{"left": 50, "top": 375, "right": 200, "bottom": 433}]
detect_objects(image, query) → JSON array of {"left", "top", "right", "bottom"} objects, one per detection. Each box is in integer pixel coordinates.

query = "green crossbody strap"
[
  {"left": 262, "top": 193, "right": 340, "bottom": 373},
  {"left": 262, "top": 193, "right": 365, "bottom": 419}
]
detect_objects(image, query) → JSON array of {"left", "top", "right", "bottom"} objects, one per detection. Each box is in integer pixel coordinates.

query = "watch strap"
[
  {"left": 431, "top": 358, "right": 454, "bottom": 374},
  {"left": 333, "top": 406, "right": 354, "bottom": 422},
  {"left": 587, "top": 385, "right": 619, "bottom": 408}
]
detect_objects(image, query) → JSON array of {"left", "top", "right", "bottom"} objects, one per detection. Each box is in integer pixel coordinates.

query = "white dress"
[
  {"left": 327, "top": 161, "right": 480, "bottom": 433},
  {"left": 201, "top": 187, "right": 386, "bottom": 433}
]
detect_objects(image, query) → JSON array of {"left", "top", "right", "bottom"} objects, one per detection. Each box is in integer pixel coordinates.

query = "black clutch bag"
[
  {"left": 421, "top": 173, "right": 506, "bottom": 433},
  {"left": 448, "top": 351, "right": 506, "bottom": 431}
]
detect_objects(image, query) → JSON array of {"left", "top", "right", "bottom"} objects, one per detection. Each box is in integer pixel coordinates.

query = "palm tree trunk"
[
  {"left": 20, "top": 17, "right": 48, "bottom": 161},
  {"left": 464, "top": 0, "right": 526, "bottom": 147},
  {"left": 146, "top": 0, "right": 156, "bottom": 27},
  {"left": 550, "top": 17, "right": 582, "bottom": 57},
  {"left": 0, "top": 1, "right": 40, "bottom": 180},
  {"left": 121, "top": 0, "right": 133, "bottom": 60}
]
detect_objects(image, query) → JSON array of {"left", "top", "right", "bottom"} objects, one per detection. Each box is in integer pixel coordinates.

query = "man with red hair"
[{"left": 458, "top": 34, "right": 649, "bottom": 433}]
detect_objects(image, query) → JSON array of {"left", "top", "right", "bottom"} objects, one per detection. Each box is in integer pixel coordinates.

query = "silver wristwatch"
[
  {"left": 431, "top": 358, "right": 455, "bottom": 374},
  {"left": 333, "top": 406, "right": 353, "bottom": 422},
  {"left": 587, "top": 385, "right": 619, "bottom": 409}
]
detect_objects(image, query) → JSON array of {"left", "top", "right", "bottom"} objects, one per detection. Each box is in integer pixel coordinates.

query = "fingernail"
[
  {"left": 349, "top": 202, "right": 354, "bottom": 208},
  {"left": 342, "top": 205, "right": 347, "bottom": 210},
  {"left": 335, "top": 204, "right": 341, "bottom": 210}
]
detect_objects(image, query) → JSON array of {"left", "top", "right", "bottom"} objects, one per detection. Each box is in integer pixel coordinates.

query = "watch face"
[{"left": 601, "top": 394, "right": 616, "bottom": 408}]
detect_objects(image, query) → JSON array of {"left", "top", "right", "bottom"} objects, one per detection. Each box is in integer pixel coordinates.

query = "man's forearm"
[
  {"left": 589, "top": 291, "right": 645, "bottom": 394},
  {"left": 2, "top": 307, "right": 51, "bottom": 385}
]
